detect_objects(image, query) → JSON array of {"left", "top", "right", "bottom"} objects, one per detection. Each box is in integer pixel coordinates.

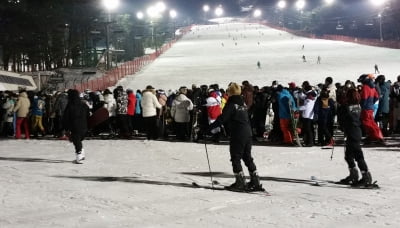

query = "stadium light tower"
[
  {"left": 215, "top": 6, "right": 223, "bottom": 17},
  {"left": 170, "top": 9, "right": 177, "bottom": 39},
  {"left": 370, "top": 0, "right": 387, "bottom": 6},
  {"left": 136, "top": 11, "right": 144, "bottom": 20},
  {"left": 102, "top": 0, "right": 120, "bottom": 70},
  {"left": 253, "top": 9, "right": 262, "bottom": 18},
  {"left": 378, "top": 13, "right": 383, "bottom": 41},
  {"left": 203, "top": 4, "right": 210, "bottom": 23},
  {"left": 325, "top": 0, "right": 334, "bottom": 5},
  {"left": 296, "top": 0, "right": 306, "bottom": 10},
  {"left": 278, "top": 0, "right": 286, "bottom": 9}
]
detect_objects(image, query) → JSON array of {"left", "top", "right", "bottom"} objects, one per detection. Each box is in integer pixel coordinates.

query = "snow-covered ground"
[{"left": 1, "top": 22, "right": 400, "bottom": 228}]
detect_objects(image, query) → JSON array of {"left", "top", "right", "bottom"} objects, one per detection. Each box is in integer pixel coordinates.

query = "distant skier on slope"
[{"left": 257, "top": 61, "right": 261, "bottom": 69}]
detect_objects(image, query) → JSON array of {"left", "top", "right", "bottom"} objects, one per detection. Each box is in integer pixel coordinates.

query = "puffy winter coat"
[
  {"left": 205, "top": 92, "right": 221, "bottom": 123},
  {"left": 135, "top": 93, "right": 142, "bottom": 115},
  {"left": 54, "top": 93, "right": 68, "bottom": 117},
  {"left": 127, "top": 92, "right": 136, "bottom": 116},
  {"left": 171, "top": 94, "right": 194, "bottom": 123},
  {"left": 32, "top": 97, "right": 45, "bottom": 116},
  {"left": 360, "top": 80, "right": 379, "bottom": 111},
  {"left": 115, "top": 89, "right": 128, "bottom": 115},
  {"left": 299, "top": 90, "right": 316, "bottom": 119},
  {"left": 63, "top": 90, "right": 89, "bottom": 135},
  {"left": 217, "top": 95, "right": 252, "bottom": 140},
  {"left": 141, "top": 90, "right": 162, "bottom": 117},
  {"left": 103, "top": 94, "right": 116, "bottom": 117},
  {"left": 376, "top": 81, "right": 390, "bottom": 114},
  {"left": 278, "top": 89, "right": 297, "bottom": 119},
  {"left": 13, "top": 92, "right": 31, "bottom": 118}
]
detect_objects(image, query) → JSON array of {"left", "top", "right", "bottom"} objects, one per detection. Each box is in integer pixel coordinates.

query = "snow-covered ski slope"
[{"left": 119, "top": 22, "right": 400, "bottom": 91}]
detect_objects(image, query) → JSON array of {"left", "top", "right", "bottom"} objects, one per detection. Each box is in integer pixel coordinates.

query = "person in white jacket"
[
  {"left": 141, "top": 85, "right": 162, "bottom": 140},
  {"left": 171, "top": 87, "right": 193, "bottom": 141},
  {"left": 299, "top": 85, "right": 317, "bottom": 147},
  {"left": 103, "top": 89, "right": 116, "bottom": 134}
]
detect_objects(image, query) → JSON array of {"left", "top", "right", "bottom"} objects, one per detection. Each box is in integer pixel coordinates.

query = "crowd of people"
[
  {"left": 1, "top": 73, "right": 396, "bottom": 188},
  {"left": 1, "top": 75, "right": 399, "bottom": 144}
]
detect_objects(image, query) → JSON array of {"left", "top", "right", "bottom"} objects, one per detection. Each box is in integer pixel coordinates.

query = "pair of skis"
[
  {"left": 310, "top": 177, "right": 380, "bottom": 189},
  {"left": 191, "top": 181, "right": 271, "bottom": 196}
]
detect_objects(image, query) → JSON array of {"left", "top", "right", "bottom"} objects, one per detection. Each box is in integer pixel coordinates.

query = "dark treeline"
[{"left": 0, "top": 0, "right": 176, "bottom": 72}]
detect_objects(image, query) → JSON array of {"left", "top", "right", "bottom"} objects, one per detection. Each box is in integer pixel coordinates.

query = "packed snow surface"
[
  {"left": 119, "top": 22, "right": 400, "bottom": 91},
  {"left": 2, "top": 22, "right": 400, "bottom": 227}
]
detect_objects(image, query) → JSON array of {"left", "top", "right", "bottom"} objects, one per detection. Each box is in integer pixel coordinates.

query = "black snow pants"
[{"left": 229, "top": 137, "right": 257, "bottom": 173}]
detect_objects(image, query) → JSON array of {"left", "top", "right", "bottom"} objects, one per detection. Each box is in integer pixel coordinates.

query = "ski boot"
[
  {"left": 338, "top": 167, "right": 359, "bottom": 185},
  {"left": 225, "top": 171, "right": 246, "bottom": 192},
  {"left": 247, "top": 170, "right": 265, "bottom": 192},
  {"left": 352, "top": 171, "right": 372, "bottom": 187},
  {"left": 75, "top": 149, "right": 85, "bottom": 164}
]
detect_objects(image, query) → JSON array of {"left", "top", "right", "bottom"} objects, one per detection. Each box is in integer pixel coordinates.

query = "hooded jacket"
[
  {"left": 217, "top": 95, "right": 252, "bottom": 140},
  {"left": 13, "top": 92, "right": 31, "bottom": 118},
  {"left": 127, "top": 92, "right": 136, "bottom": 116},
  {"left": 171, "top": 93, "right": 194, "bottom": 123},
  {"left": 141, "top": 89, "right": 162, "bottom": 117},
  {"left": 63, "top": 90, "right": 89, "bottom": 134},
  {"left": 278, "top": 89, "right": 297, "bottom": 119},
  {"left": 103, "top": 93, "right": 116, "bottom": 117},
  {"left": 360, "top": 79, "right": 379, "bottom": 111}
]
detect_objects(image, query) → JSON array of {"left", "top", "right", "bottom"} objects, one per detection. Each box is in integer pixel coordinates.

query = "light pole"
[
  {"left": 203, "top": 4, "right": 210, "bottom": 23},
  {"left": 169, "top": 9, "right": 177, "bottom": 39},
  {"left": 215, "top": 6, "right": 223, "bottom": 17},
  {"left": 102, "top": 0, "right": 120, "bottom": 70},
  {"left": 277, "top": 0, "right": 286, "bottom": 28},
  {"left": 378, "top": 13, "right": 383, "bottom": 41}
]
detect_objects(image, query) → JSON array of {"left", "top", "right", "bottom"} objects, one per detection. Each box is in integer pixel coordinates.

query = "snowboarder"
[
  {"left": 337, "top": 88, "right": 373, "bottom": 186},
  {"left": 212, "top": 82, "right": 264, "bottom": 192},
  {"left": 63, "top": 89, "right": 89, "bottom": 164},
  {"left": 374, "top": 64, "right": 380, "bottom": 74}
]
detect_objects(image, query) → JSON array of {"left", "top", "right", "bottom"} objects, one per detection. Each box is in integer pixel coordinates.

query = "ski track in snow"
[{"left": 2, "top": 22, "right": 400, "bottom": 227}]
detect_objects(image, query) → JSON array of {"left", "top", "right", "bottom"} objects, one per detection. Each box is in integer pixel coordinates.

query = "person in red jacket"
[
  {"left": 127, "top": 89, "right": 136, "bottom": 136},
  {"left": 357, "top": 74, "right": 385, "bottom": 145}
]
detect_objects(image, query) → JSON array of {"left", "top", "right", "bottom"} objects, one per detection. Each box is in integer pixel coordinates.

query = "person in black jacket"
[
  {"left": 337, "top": 88, "right": 373, "bottom": 186},
  {"left": 63, "top": 89, "right": 89, "bottom": 164},
  {"left": 214, "top": 82, "right": 264, "bottom": 192}
]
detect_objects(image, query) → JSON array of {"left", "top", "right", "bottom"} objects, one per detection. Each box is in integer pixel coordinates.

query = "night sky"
[{"left": 118, "top": 0, "right": 378, "bottom": 21}]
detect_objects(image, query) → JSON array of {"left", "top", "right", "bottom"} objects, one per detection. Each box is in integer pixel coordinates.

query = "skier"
[
  {"left": 317, "top": 56, "right": 321, "bottom": 64},
  {"left": 63, "top": 89, "right": 89, "bottom": 164},
  {"left": 337, "top": 88, "right": 373, "bottom": 186},
  {"left": 302, "top": 55, "right": 306, "bottom": 62},
  {"left": 213, "top": 82, "right": 264, "bottom": 192},
  {"left": 257, "top": 61, "right": 261, "bottom": 69},
  {"left": 374, "top": 64, "right": 380, "bottom": 74}
]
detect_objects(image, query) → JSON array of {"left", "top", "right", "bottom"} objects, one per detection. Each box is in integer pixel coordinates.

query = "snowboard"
[
  {"left": 88, "top": 107, "right": 109, "bottom": 129},
  {"left": 191, "top": 182, "right": 271, "bottom": 196}
]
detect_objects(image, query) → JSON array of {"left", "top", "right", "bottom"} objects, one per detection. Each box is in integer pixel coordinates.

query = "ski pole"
[{"left": 204, "top": 139, "right": 215, "bottom": 190}]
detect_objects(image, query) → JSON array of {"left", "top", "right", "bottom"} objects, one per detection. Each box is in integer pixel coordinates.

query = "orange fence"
[
  {"left": 72, "top": 26, "right": 192, "bottom": 92},
  {"left": 262, "top": 22, "right": 400, "bottom": 49}
]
